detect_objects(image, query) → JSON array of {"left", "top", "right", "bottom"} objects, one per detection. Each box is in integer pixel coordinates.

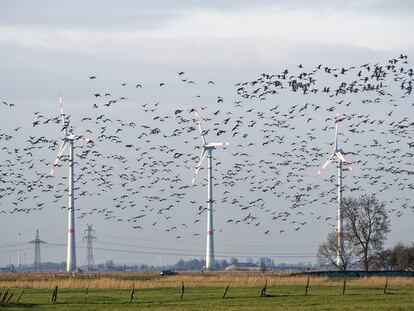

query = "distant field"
[
  {"left": 2, "top": 271, "right": 414, "bottom": 289},
  {"left": 1, "top": 273, "right": 414, "bottom": 310}
]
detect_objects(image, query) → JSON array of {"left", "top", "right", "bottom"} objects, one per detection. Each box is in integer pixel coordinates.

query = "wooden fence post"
[
  {"left": 130, "top": 283, "right": 135, "bottom": 303},
  {"left": 342, "top": 277, "right": 347, "bottom": 295},
  {"left": 51, "top": 287, "right": 55, "bottom": 303},
  {"left": 5, "top": 293, "right": 14, "bottom": 304},
  {"left": 16, "top": 290, "right": 24, "bottom": 304},
  {"left": 1, "top": 289, "right": 9, "bottom": 304},
  {"left": 51, "top": 286, "right": 58, "bottom": 303},
  {"left": 222, "top": 283, "right": 230, "bottom": 299},
  {"left": 384, "top": 277, "right": 389, "bottom": 294},
  {"left": 180, "top": 282, "right": 185, "bottom": 301},
  {"left": 260, "top": 279, "right": 268, "bottom": 297},
  {"left": 305, "top": 275, "right": 310, "bottom": 296}
]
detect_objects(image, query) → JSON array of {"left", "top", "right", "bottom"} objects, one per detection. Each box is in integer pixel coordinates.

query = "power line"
[
  {"left": 98, "top": 233, "right": 320, "bottom": 248},
  {"left": 91, "top": 246, "right": 316, "bottom": 259},
  {"left": 45, "top": 241, "right": 315, "bottom": 259}
]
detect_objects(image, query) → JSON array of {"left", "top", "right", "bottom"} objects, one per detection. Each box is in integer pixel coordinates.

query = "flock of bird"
[{"left": 0, "top": 54, "right": 413, "bottom": 242}]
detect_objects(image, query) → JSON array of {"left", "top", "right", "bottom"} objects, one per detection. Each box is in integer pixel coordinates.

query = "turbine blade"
[
  {"left": 59, "top": 95, "right": 68, "bottom": 135},
  {"left": 191, "top": 148, "right": 207, "bottom": 185},
  {"left": 207, "top": 141, "right": 230, "bottom": 148},
  {"left": 316, "top": 158, "right": 333, "bottom": 175},
  {"left": 334, "top": 112, "right": 339, "bottom": 151},
  {"left": 194, "top": 109, "right": 206, "bottom": 145},
  {"left": 49, "top": 141, "right": 68, "bottom": 176}
]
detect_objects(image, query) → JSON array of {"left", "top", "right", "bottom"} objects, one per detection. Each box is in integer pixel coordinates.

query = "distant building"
[{"left": 225, "top": 262, "right": 259, "bottom": 271}]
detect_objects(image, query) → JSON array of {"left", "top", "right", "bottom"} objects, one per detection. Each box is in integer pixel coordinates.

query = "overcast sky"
[{"left": 0, "top": 0, "right": 413, "bottom": 268}]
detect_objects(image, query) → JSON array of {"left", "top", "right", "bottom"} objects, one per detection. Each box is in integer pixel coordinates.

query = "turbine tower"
[
  {"left": 17, "top": 232, "right": 21, "bottom": 271},
  {"left": 317, "top": 113, "right": 352, "bottom": 269},
  {"left": 191, "top": 109, "right": 230, "bottom": 270},
  {"left": 29, "top": 229, "right": 46, "bottom": 272},
  {"left": 49, "top": 96, "right": 92, "bottom": 272},
  {"left": 83, "top": 224, "right": 97, "bottom": 272}
]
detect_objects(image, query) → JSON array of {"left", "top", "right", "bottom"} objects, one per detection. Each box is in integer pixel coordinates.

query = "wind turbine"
[
  {"left": 191, "top": 109, "right": 230, "bottom": 270},
  {"left": 317, "top": 113, "right": 352, "bottom": 269},
  {"left": 49, "top": 96, "right": 92, "bottom": 272}
]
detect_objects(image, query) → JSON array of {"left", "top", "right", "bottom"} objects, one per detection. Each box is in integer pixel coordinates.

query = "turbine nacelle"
[
  {"left": 316, "top": 113, "right": 352, "bottom": 175},
  {"left": 191, "top": 143, "right": 230, "bottom": 185},
  {"left": 191, "top": 109, "right": 230, "bottom": 185},
  {"left": 316, "top": 152, "right": 352, "bottom": 175},
  {"left": 48, "top": 96, "right": 92, "bottom": 177},
  {"left": 65, "top": 134, "right": 92, "bottom": 143},
  {"left": 204, "top": 141, "right": 230, "bottom": 149}
]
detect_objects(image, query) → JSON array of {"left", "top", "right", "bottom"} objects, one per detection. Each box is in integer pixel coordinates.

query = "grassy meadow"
[{"left": 1, "top": 272, "right": 414, "bottom": 310}]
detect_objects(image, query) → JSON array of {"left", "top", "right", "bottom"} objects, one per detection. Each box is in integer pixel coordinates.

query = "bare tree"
[
  {"left": 342, "top": 195, "right": 390, "bottom": 271},
  {"left": 317, "top": 231, "right": 355, "bottom": 271}
]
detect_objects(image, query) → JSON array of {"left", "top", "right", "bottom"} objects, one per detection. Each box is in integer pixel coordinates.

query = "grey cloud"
[
  {"left": 1, "top": 0, "right": 413, "bottom": 31},
  {"left": 0, "top": 1, "right": 184, "bottom": 30}
]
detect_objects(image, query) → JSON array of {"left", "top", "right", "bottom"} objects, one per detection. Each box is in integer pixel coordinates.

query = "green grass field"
[{"left": 2, "top": 285, "right": 414, "bottom": 310}]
